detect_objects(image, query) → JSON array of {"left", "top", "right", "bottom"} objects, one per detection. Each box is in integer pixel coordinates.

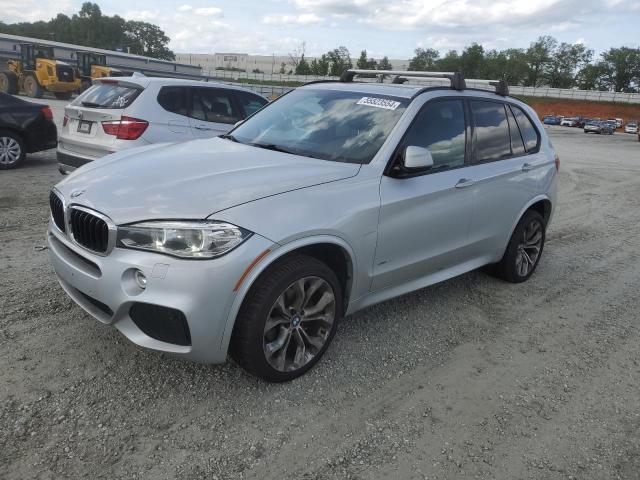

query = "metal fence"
[{"left": 203, "top": 69, "right": 640, "bottom": 104}]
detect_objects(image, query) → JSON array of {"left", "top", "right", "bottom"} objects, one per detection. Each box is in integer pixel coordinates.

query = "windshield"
[
  {"left": 71, "top": 83, "right": 142, "bottom": 109},
  {"left": 229, "top": 88, "right": 409, "bottom": 164}
]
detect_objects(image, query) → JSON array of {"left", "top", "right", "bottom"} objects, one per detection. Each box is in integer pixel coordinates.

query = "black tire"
[
  {"left": 492, "top": 210, "right": 546, "bottom": 283},
  {"left": 23, "top": 74, "right": 43, "bottom": 98},
  {"left": 54, "top": 91, "right": 72, "bottom": 100},
  {"left": 230, "top": 254, "right": 343, "bottom": 382},
  {"left": 0, "top": 71, "right": 18, "bottom": 94},
  {"left": 0, "top": 129, "right": 26, "bottom": 169}
]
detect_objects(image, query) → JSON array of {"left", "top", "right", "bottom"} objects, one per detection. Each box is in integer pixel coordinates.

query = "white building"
[{"left": 175, "top": 52, "right": 410, "bottom": 75}]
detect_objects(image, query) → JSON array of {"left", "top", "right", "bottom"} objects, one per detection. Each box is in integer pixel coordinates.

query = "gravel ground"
[{"left": 1, "top": 118, "right": 640, "bottom": 479}]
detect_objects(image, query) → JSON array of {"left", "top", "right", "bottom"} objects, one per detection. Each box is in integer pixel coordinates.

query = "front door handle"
[
  {"left": 455, "top": 178, "right": 475, "bottom": 188},
  {"left": 522, "top": 162, "right": 534, "bottom": 172},
  {"left": 194, "top": 124, "right": 214, "bottom": 131}
]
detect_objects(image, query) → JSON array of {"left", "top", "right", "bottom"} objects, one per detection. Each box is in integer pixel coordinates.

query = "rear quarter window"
[
  {"left": 157, "top": 86, "right": 188, "bottom": 116},
  {"left": 510, "top": 105, "right": 540, "bottom": 152},
  {"left": 72, "top": 83, "right": 142, "bottom": 109}
]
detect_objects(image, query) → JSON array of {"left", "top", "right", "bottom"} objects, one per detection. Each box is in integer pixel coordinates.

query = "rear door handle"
[
  {"left": 455, "top": 178, "right": 475, "bottom": 188},
  {"left": 522, "top": 162, "right": 534, "bottom": 172}
]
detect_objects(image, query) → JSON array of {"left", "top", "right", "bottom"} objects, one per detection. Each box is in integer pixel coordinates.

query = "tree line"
[
  {"left": 0, "top": 2, "right": 174, "bottom": 60},
  {"left": 290, "top": 37, "right": 639, "bottom": 92}
]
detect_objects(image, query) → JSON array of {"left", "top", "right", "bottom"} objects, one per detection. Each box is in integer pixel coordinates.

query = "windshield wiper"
[
  {"left": 81, "top": 101, "right": 103, "bottom": 108},
  {"left": 219, "top": 133, "right": 239, "bottom": 143},
  {"left": 249, "top": 142, "right": 297, "bottom": 155}
]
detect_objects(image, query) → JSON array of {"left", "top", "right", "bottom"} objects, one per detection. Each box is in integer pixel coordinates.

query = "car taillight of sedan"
[
  {"left": 41, "top": 106, "right": 54, "bottom": 121},
  {"left": 102, "top": 116, "right": 149, "bottom": 140}
]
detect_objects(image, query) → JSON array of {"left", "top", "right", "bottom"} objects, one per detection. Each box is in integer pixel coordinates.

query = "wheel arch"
[
  {"left": 501, "top": 195, "right": 552, "bottom": 255},
  {"left": 219, "top": 235, "right": 357, "bottom": 355}
]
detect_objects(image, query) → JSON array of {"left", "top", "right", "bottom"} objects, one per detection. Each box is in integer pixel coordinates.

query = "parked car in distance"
[
  {"left": 57, "top": 76, "right": 269, "bottom": 174},
  {"left": 560, "top": 117, "right": 579, "bottom": 127},
  {"left": 624, "top": 122, "right": 638, "bottom": 134},
  {"left": 48, "top": 71, "right": 558, "bottom": 381},
  {"left": 584, "top": 119, "right": 614, "bottom": 135},
  {"left": 543, "top": 115, "right": 562, "bottom": 125},
  {"left": 614, "top": 118, "right": 623, "bottom": 128},
  {"left": 0, "top": 92, "right": 57, "bottom": 169},
  {"left": 604, "top": 120, "right": 617, "bottom": 133}
]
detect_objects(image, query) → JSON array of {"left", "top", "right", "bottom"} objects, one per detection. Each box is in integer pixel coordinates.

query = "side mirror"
[{"left": 403, "top": 146, "right": 434, "bottom": 170}]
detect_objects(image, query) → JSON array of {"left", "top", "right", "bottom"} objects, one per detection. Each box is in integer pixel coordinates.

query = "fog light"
[{"left": 134, "top": 270, "right": 147, "bottom": 289}]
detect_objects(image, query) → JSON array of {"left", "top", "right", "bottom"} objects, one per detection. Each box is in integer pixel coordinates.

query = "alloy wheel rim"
[
  {"left": 263, "top": 276, "right": 336, "bottom": 372},
  {"left": 515, "top": 220, "right": 543, "bottom": 277},
  {"left": 0, "top": 136, "right": 21, "bottom": 164}
]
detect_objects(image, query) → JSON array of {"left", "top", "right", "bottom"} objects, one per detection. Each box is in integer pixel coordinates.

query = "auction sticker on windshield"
[{"left": 357, "top": 97, "right": 401, "bottom": 110}]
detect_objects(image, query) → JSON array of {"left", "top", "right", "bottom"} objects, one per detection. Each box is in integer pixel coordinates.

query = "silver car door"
[{"left": 373, "top": 98, "right": 475, "bottom": 291}]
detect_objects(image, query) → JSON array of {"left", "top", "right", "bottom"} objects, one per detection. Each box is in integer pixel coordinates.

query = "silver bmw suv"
[{"left": 47, "top": 70, "right": 558, "bottom": 382}]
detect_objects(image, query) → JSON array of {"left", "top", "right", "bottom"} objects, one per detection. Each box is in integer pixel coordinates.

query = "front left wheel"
[{"left": 231, "top": 254, "right": 343, "bottom": 382}]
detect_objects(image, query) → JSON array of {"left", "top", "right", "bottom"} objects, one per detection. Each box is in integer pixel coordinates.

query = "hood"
[{"left": 55, "top": 137, "right": 361, "bottom": 225}]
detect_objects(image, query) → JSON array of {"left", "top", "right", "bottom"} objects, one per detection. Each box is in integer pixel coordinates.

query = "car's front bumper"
[{"left": 47, "top": 222, "right": 275, "bottom": 363}]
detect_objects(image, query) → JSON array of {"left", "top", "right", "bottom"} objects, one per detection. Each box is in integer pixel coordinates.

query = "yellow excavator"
[
  {"left": 76, "top": 51, "right": 123, "bottom": 92},
  {"left": 0, "top": 43, "right": 80, "bottom": 99}
]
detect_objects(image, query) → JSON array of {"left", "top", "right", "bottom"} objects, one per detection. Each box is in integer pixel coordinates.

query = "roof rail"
[
  {"left": 340, "top": 69, "right": 466, "bottom": 90},
  {"left": 465, "top": 78, "right": 510, "bottom": 96}
]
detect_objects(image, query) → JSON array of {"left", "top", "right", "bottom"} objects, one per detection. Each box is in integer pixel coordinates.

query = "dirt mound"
[{"left": 519, "top": 96, "right": 640, "bottom": 123}]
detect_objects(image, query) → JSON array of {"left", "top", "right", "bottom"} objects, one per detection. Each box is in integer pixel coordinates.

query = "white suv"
[{"left": 56, "top": 76, "right": 268, "bottom": 174}]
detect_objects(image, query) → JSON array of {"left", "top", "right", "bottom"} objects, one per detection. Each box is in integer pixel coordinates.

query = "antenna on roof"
[{"left": 340, "top": 69, "right": 466, "bottom": 90}]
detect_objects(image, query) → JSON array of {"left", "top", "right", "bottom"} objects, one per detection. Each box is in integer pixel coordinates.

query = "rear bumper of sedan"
[
  {"left": 47, "top": 221, "right": 275, "bottom": 363},
  {"left": 25, "top": 120, "right": 57, "bottom": 153}
]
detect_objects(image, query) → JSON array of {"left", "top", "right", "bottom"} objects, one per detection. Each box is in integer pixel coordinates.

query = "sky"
[{"left": 2, "top": 0, "right": 640, "bottom": 58}]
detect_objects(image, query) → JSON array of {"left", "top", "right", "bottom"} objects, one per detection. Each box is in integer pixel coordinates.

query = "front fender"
[{"left": 218, "top": 234, "right": 357, "bottom": 355}]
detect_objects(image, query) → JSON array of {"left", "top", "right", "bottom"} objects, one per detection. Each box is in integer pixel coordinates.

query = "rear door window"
[
  {"left": 471, "top": 100, "right": 512, "bottom": 163},
  {"left": 235, "top": 91, "right": 268, "bottom": 117},
  {"left": 72, "top": 83, "right": 142, "bottom": 109},
  {"left": 510, "top": 106, "right": 540, "bottom": 152},
  {"left": 157, "top": 86, "right": 188, "bottom": 116},
  {"left": 190, "top": 88, "right": 240, "bottom": 124}
]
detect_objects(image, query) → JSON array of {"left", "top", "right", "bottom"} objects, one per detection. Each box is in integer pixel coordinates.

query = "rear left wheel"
[
  {"left": 231, "top": 254, "right": 342, "bottom": 382},
  {"left": 492, "top": 210, "right": 545, "bottom": 283},
  {"left": 0, "top": 130, "right": 25, "bottom": 169}
]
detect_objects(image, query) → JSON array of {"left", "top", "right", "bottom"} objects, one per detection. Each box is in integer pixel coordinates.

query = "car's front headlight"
[{"left": 116, "top": 221, "right": 252, "bottom": 259}]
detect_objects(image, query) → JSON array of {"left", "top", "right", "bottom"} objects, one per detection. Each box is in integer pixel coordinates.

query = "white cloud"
[
  {"left": 178, "top": 5, "right": 193, "bottom": 12},
  {"left": 194, "top": 7, "right": 222, "bottom": 16},
  {"left": 262, "top": 13, "right": 325, "bottom": 25},
  {"left": 0, "top": 0, "right": 74, "bottom": 23},
  {"left": 123, "top": 10, "right": 159, "bottom": 21}
]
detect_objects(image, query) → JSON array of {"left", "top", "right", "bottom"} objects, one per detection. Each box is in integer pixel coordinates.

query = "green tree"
[
  {"left": 295, "top": 54, "right": 312, "bottom": 75},
  {"left": 327, "top": 47, "right": 352, "bottom": 76},
  {"left": 356, "top": 50, "right": 377, "bottom": 69},
  {"left": 124, "top": 21, "right": 174, "bottom": 60},
  {"left": 460, "top": 43, "right": 485, "bottom": 78},
  {"left": 408, "top": 47, "right": 439, "bottom": 71},
  {"left": 575, "top": 63, "right": 608, "bottom": 91},
  {"left": 377, "top": 56, "right": 393, "bottom": 70},
  {"left": 525, "top": 36, "right": 557, "bottom": 86},
  {"left": 435, "top": 50, "right": 460, "bottom": 72},
  {"left": 597, "top": 47, "right": 640, "bottom": 92},
  {"left": 311, "top": 54, "right": 330, "bottom": 75},
  {"left": 545, "top": 42, "right": 593, "bottom": 88}
]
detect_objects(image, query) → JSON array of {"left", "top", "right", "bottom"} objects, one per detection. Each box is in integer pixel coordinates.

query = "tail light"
[
  {"left": 102, "top": 116, "right": 148, "bottom": 140},
  {"left": 41, "top": 106, "right": 53, "bottom": 121},
  {"left": 554, "top": 153, "right": 560, "bottom": 171},
  {"left": 62, "top": 115, "right": 69, "bottom": 127}
]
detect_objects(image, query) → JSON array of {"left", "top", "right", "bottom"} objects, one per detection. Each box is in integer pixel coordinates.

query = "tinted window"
[
  {"left": 191, "top": 88, "right": 240, "bottom": 124},
  {"left": 231, "top": 89, "right": 408, "bottom": 164},
  {"left": 157, "top": 86, "right": 188, "bottom": 116},
  {"left": 71, "top": 83, "right": 142, "bottom": 109},
  {"left": 472, "top": 101, "right": 511, "bottom": 163},
  {"left": 235, "top": 91, "right": 268, "bottom": 117},
  {"left": 506, "top": 106, "right": 526, "bottom": 156},
  {"left": 511, "top": 106, "right": 539, "bottom": 152},
  {"left": 401, "top": 99, "right": 466, "bottom": 170}
]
